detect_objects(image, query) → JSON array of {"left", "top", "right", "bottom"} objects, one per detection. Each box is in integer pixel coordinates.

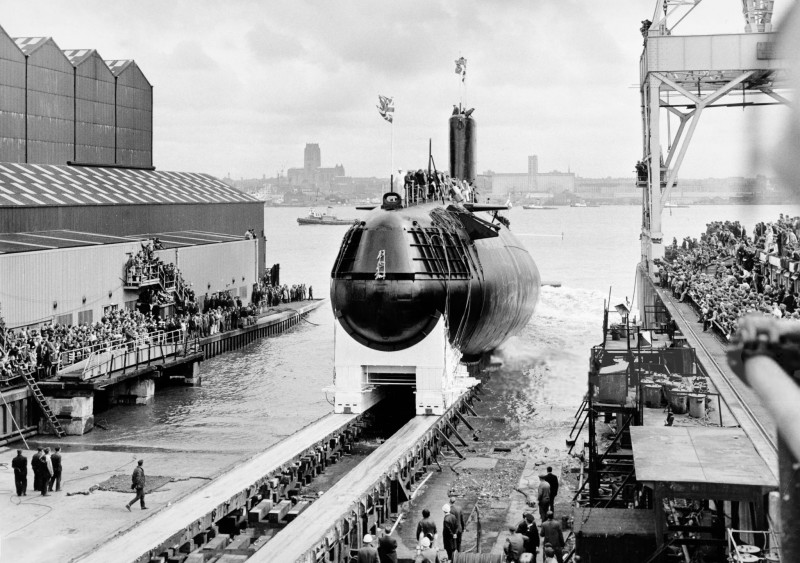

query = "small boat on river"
[
  {"left": 297, "top": 207, "right": 357, "bottom": 225},
  {"left": 522, "top": 204, "right": 557, "bottom": 210}
]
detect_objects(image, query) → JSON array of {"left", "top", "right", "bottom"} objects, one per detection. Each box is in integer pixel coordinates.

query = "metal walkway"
[
  {"left": 654, "top": 284, "right": 778, "bottom": 479},
  {"left": 75, "top": 412, "right": 358, "bottom": 563},
  {"left": 251, "top": 415, "right": 441, "bottom": 562}
]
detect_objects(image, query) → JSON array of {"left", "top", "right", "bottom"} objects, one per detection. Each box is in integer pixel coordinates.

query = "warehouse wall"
[
  {"left": 74, "top": 51, "right": 115, "bottom": 164},
  {"left": 0, "top": 241, "right": 141, "bottom": 328},
  {"left": 0, "top": 202, "right": 266, "bottom": 275},
  {"left": 0, "top": 26, "right": 25, "bottom": 163},
  {"left": 156, "top": 239, "right": 258, "bottom": 305},
  {"left": 26, "top": 39, "right": 74, "bottom": 164},
  {"left": 114, "top": 61, "right": 152, "bottom": 168}
]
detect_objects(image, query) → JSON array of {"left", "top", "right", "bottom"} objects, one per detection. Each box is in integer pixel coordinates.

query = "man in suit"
[
  {"left": 448, "top": 495, "right": 466, "bottom": 552},
  {"left": 441, "top": 504, "right": 458, "bottom": 561},
  {"left": 415, "top": 508, "right": 437, "bottom": 546},
  {"left": 126, "top": 459, "right": 147, "bottom": 510},
  {"left": 377, "top": 526, "right": 397, "bottom": 563},
  {"left": 515, "top": 512, "right": 540, "bottom": 557},
  {"left": 504, "top": 525, "right": 527, "bottom": 562},
  {"left": 12, "top": 449, "right": 27, "bottom": 496},
  {"left": 537, "top": 478, "right": 551, "bottom": 523},
  {"left": 49, "top": 446, "right": 62, "bottom": 492},
  {"left": 31, "top": 447, "right": 43, "bottom": 493},
  {"left": 542, "top": 467, "right": 559, "bottom": 515},
  {"left": 540, "top": 512, "right": 565, "bottom": 563}
]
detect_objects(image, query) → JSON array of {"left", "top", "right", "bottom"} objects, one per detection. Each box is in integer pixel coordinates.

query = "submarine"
[{"left": 328, "top": 107, "right": 540, "bottom": 415}]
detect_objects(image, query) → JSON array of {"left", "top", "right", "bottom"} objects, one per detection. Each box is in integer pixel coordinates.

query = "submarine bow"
[{"left": 330, "top": 201, "right": 540, "bottom": 358}]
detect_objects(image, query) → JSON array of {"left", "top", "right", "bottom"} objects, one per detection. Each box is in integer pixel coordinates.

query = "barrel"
[
  {"left": 670, "top": 393, "right": 688, "bottom": 414},
  {"left": 688, "top": 394, "right": 705, "bottom": 418},
  {"left": 643, "top": 384, "right": 662, "bottom": 408}
]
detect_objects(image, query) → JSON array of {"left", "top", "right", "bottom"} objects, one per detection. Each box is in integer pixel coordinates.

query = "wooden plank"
[
  {"left": 75, "top": 412, "right": 358, "bottom": 563},
  {"left": 267, "top": 500, "right": 292, "bottom": 523},
  {"left": 251, "top": 416, "right": 439, "bottom": 562}
]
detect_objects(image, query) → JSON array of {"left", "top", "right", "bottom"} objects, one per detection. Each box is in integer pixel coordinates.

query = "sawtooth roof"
[{"left": 0, "top": 163, "right": 257, "bottom": 207}]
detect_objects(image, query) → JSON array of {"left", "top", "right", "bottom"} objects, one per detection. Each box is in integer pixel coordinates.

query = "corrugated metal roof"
[
  {"left": 104, "top": 59, "right": 132, "bottom": 75},
  {"left": 0, "top": 229, "right": 246, "bottom": 255},
  {"left": 63, "top": 48, "right": 95, "bottom": 66},
  {"left": 0, "top": 163, "right": 258, "bottom": 207},
  {"left": 14, "top": 36, "right": 49, "bottom": 55}
]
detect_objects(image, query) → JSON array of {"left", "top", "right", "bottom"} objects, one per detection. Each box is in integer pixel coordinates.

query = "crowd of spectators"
[
  {"left": 657, "top": 215, "right": 800, "bottom": 340},
  {"left": 403, "top": 168, "right": 479, "bottom": 205}
]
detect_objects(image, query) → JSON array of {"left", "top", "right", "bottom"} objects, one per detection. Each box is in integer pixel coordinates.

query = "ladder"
[{"left": 22, "top": 371, "right": 65, "bottom": 438}]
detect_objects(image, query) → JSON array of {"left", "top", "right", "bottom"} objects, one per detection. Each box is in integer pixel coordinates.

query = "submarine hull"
[{"left": 330, "top": 202, "right": 539, "bottom": 358}]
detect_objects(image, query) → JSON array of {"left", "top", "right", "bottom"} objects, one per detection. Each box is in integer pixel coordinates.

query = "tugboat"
[{"left": 297, "top": 207, "right": 357, "bottom": 225}]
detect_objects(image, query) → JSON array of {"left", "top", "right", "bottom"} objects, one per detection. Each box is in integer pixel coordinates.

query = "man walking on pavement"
[
  {"left": 542, "top": 466, "right": 559, "bottom": 515},
  {"left": 540, "top": 511, "right": 565, "bottom": 563},
  {"left": 448, "top": 495, "right": 466, "bottom": 552},
  {"left": 537, "top": 476, "right": 551, "bottom": 523},
  {"left": 12, "top": 449, "right": 27, "bottom": 496},
  {"left": 126, "top": 459, "right": 148, "bottom": 511},
  {"left": 49, "top": 446, "right": 62, "bottom": 492},
  {"left": 441, "top": 503, "right": 458, "bottom": 562}
]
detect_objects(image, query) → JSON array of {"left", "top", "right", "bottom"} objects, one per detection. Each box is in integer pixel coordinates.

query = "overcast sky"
[{"left": 2, "top": 1, "right": 794, "bottom": 180}]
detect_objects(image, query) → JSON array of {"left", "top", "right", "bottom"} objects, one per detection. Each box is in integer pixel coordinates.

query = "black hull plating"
[{"left": 330, "top": 202, "right": 540, "bottom": 357}]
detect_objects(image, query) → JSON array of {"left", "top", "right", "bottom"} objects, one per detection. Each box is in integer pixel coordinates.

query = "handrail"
[
  {"left": 58, "top": 330, "right": 167, "bottom": 370},
  {"left": 81, "top": 328, "right": 187, "bottom": 379}
]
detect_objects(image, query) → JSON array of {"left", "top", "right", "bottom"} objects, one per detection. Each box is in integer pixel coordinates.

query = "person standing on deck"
[
  {"left": 540, "top": 512, "right": 565, "bottom": 563},
  {"left": 416, "top": 508, "right": 437, "bottom": 546},
  {"left": 441, "top": 504, "right": 458, "bottom": 561},
  {"left": 40, "top": 448, "right": 53, "bottom": 496},
  {"left": 537, "top": 477, "right": 551, "bottom": 523},
  {"left": 448, "top": 495, "right": 466, "bottom": 552},
  {"left": 31, "top": 447, "right": 43, "bottom": 493},
  {"left": 126, "top": 459, "right": 147, "bottom": 511},
  {"left": 377, "top": 526, "right": 398, "bottom": 563},
  {"left": 357, "top": 534, "right": 379, "bottom": 563},
  {"left": 12, "top": 449, "right": 27, "bottom": 496},
  {"left": 49, "top": 446, "right": 62, "bottom": 492},
  {"left": 542, "top": 467, "right": 559, "bottom": 515}
]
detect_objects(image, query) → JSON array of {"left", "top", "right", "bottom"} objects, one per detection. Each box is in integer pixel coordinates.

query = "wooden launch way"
[
  {"left": 251, "top": 415, "right": 443, "bottom": 562},
  {"left": 75, "top": 412, "right": 360, "bottom": 563}
]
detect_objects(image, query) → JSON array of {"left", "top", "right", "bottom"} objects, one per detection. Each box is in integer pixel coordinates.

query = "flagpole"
[{"left": 390, "top": 118, "right": 394, "bottom": 192}]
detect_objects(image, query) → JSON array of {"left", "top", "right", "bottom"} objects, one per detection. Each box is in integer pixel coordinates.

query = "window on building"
[
  {"left": 239, "top": 286, "right": 248, "bottom": 298},
  {"left": 103, "top": 304, "right": 118, "bottom": 316},
  {"left": 125, "top": 300, "right": 137, "bottom": 312},
  {"left": 77, "top": 309, "right": 93, "bottom": 326},
  {"left": 55, "top": 313, "right": 73, "bottom": 326}
]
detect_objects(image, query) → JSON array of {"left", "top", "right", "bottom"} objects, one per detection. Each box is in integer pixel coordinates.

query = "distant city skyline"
[{"left": 1, "top": 1, "right": 793, "bottom": 181}]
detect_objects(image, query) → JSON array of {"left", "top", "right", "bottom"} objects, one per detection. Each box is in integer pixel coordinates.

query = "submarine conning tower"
[{"left": 449, "top": 110, "right": 476, "bottom": 183}]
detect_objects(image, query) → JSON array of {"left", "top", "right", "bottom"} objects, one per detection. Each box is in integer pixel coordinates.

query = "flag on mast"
[
  {"left": 377, "top": 95, "right": 394, "bottom": 123},
  {"left": 454, "top": 57, "right": 467, "bottom": 82}
]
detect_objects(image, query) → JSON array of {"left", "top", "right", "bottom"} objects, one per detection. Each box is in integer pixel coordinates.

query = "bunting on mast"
[
  {"left": 454, "top": 57, "right": 467, "bottom": 82},
  {"left": 376, "top": 95, "right": 394, "bottom": 123}
]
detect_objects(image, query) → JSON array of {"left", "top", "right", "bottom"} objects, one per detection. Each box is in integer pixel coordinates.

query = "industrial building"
[
  {"left": 0, "top": 25, "right": 152, "bottom": 168},
  {"left": 0, "top": 23, "right": 265, "bottom": 329}
]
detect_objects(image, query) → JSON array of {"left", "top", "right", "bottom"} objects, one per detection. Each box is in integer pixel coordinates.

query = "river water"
[{"left": 63, "top": 204, "right": 800, "bottom": 455}]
